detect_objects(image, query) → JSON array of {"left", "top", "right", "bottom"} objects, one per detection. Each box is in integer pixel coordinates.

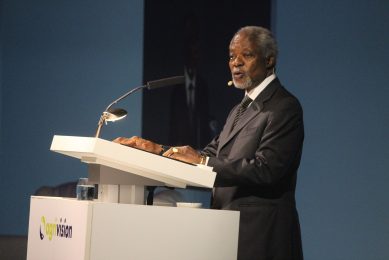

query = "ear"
[{"left": 266, "top": 56, "right": 275, "bottom": 69}]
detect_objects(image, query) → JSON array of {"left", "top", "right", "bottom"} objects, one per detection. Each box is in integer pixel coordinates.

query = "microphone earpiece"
[{"left": 227, "top": 81, "right": 233, "bottom": 87}]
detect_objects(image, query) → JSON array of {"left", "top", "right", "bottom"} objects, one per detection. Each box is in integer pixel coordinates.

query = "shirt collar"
[{"left": 246, "top": 74, "right": 276, "bottom": 101}]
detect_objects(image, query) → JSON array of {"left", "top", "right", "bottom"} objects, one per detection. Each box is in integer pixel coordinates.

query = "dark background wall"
[
  {"left": 142, "top": 0, "right": 271, "bottom": 207},
  {"left": 142, "top": 0, "right": 271, "bottom": 147},
  {"left": 0, "top": 0, "right": 388, "bottom": 259}
]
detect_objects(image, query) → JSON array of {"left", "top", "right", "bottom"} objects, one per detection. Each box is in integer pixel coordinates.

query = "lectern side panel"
[
  {"left": 87, "top": 159, "right": 187, "bottom": 187},
  {"left": 92, "top": 137, "right": 216, "bottom": 187},
  {"left": 89, "top": 203, "right": 239, "bottom": 260},
  {"left": 90, "top": 153, "right": 213, "bottom": 188},
  {"left": 27, "top": 197, "right": 92, "bottom": 260},
  {"left": 88, "top": 164, "right": 164, "bottom": 186}
]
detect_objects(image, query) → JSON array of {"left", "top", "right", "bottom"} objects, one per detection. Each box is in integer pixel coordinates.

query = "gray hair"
[{"left": 232, "top": 26, "right": 278, "bottom": 65}]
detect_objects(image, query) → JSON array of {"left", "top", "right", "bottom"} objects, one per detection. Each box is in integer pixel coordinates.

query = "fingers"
[
  {"left": 112, "top": 137, "right": 127, "bottom": 144},
  {"left": 162, "top": 146, "right": 200, "bottom": 164},
  {"left": 162, "top": 148, "right": 173, "bottom": 157},
  {"left": 112, "top": 137, "right": 120, "bottom": 143},
  {"left": 162, "top": 146, "right": 181, "bottom": 157},
  {"left": 112, "top": 136, "right": 138, "bottom": 146}
]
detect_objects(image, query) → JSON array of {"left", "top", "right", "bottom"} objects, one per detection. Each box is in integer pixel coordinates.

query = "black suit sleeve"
[{"left": 201, "top": 135, "right": 219, "bottom": 157}]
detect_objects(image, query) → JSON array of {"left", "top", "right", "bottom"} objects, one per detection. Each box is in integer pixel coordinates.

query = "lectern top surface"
[{"left": 50, "top": 135, "right": 216, "bottom": 188}]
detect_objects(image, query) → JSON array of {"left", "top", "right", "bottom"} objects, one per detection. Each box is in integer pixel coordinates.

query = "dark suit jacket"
[{"left": 202, "top": 78, "right": 304, "bottom": 260}]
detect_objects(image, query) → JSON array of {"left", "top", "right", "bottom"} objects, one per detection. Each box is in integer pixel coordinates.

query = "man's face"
[{"left": 229, "top": 33, "right": 268, "bottom": 91}]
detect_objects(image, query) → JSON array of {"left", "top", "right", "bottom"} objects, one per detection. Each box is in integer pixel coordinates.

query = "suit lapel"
[
  {"left": 217, "top": 79, "right": 281, "bottom": 153},
  {"left": 217, "top": 104, "right": 239, "bottom": 149}
]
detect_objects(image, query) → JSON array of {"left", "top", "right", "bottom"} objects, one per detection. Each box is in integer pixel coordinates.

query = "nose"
[{"left": 231, "top": 55, "right": 243, "bottom": 67}]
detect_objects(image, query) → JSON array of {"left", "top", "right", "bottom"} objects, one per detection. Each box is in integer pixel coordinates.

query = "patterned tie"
[{"left": 231, "top": 95, "right": 252, "bottom": 131}]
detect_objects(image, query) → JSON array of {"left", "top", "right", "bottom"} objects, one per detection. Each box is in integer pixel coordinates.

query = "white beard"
[{"left": 233, "top": 76, "right": 254, "bottom": 90}]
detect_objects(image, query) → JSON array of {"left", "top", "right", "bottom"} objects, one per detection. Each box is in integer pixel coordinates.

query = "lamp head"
[{"left": 103, "top": 108, "right": 127, "bottom": 122}]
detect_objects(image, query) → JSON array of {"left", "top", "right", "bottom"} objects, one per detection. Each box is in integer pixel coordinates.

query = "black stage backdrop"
[{"left": 143, "top": 0, "right": 271, "bottom": 149}]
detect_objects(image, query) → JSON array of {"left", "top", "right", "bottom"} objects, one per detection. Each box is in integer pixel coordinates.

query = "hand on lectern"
[
  {"left": 113, "top": 136, "right": 206, "bottom": 165},
  {"left": 163, "top": 146, "right": 205, "bottom": 165},
  {"left": 113, "top": 136, "right": 164, "bottom": 154}
]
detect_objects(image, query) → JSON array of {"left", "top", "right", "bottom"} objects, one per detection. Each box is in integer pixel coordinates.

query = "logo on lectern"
[{"left": 39, "top": 216, "right": 73, "bottom": 241}]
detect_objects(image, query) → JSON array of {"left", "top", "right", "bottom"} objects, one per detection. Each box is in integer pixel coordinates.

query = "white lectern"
[
  {"left": 27, "top": 136, "right": 240, "bottom": 260},
  {"left": 50, "top": 135, "right": 216, "bottom": 204}
]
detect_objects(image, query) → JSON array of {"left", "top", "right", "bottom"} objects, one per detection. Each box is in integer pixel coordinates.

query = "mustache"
[{"left": 232, "top": 69, "right": 245, "bottom": 73}]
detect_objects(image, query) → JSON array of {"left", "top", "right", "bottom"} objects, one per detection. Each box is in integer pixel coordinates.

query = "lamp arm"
[
  {"left": 105, "top": 84, "right": 146, "bottom": 112},
  {"left": 95, "top": 85, "right": 146, "bottom": 138},
  {"left": 95, "top": 76, "right": 184, "bottom": 138}
]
